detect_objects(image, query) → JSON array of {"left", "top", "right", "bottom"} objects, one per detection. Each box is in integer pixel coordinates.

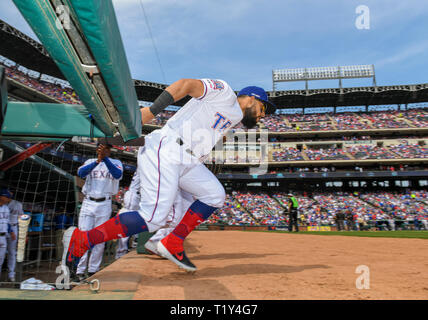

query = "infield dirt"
[{"left": 74, "top": 230, "right": 428, "bottom": 300}]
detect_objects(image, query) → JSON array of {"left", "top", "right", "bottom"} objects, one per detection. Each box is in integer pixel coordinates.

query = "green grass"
[{"left": 250, "top": 230, "right": 428, "bottom": 239}]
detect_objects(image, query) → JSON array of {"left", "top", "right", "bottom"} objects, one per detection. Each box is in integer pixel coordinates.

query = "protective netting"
[{"left": 0, "top": 139, "right": 136, "bottom": 287}]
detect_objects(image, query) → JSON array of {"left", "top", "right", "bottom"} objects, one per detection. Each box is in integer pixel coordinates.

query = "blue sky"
[{"left": 1, "top": 0, "right": 428, "bottom": 92}]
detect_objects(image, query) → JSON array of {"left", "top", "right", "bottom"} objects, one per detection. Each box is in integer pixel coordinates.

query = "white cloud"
[
  {"left": 2, "top": 0, "right": 428, "bottom": 88},
  {"left": 376, "top": 41, "right": 428, "bottom": 68}
]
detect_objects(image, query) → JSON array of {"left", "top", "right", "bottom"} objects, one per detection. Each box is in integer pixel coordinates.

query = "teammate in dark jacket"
[{"left": 287, "top": 193, "right": 299, "bottom": 232}]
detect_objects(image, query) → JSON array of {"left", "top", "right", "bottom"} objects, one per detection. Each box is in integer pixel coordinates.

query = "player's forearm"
[
  {"left": 77, "top": 161, "right": 98, "bottom": 178},
  {"left": 140, "top": 107, "right": 156, "bottom": 125},
  {"left": 165, "top": 79, "right": 204, "bottom": 101},
  {"left": 103, "top": 157, "right": 123, "bottom": 179},
  {"left": 141, "top": 79, "right": 204, "bottom": 125}
]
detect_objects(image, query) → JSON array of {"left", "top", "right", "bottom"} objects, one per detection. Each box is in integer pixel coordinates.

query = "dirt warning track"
[{"left": 72, "top": 231, "right": 428, "bottom": 300}]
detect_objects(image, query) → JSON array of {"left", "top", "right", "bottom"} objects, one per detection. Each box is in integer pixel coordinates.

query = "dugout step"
[{"left": 136, "top": 232, "right": 155, "bottom": 254}]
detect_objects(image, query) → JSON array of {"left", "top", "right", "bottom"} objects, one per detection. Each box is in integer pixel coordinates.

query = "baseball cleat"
[
  {"left": 75, "top": 273, "right": 86, "bottom": 282},
  {"left": 144, "top": 240, "right": 161, "bottom": 256},
  {"left": 157, "top": 240, "right": 197, "bottom": 272},
  {"left": 62, "top": 226, "right": 85, "bottom": 280}
]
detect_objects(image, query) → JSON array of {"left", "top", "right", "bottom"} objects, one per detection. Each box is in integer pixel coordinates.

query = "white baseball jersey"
[
  {"left": 7, "top": 200, "right": 24, "bottom": 225},
  {"left": 123, "top": 172, "right": 141, "bottom": 211},
  {"left": 167, "top": 79, "right": 243, "bottom": 158},
  {"left": 0, "top": 205, "right": 10, "bottom": 233},
  {"left": 128, "top": 171, "right": 141, "bottom": 193},
  {"left": 0, "top": 204, "right": 7, "bottom": 279},
  {"left": 6, "top": 201, "right": 20, "bottom": 280},
  {"left": 79, "top": 158, "right": 123, "bottom": 197}
]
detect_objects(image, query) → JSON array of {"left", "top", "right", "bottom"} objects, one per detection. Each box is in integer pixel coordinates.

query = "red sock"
[
  {"left": 70, "top": 229, "right": 91, "bottom": 257},
  {"left": 162, "top": 208, "right": 204, "bottom": 254},
  {"left": 87, "top": 215, "right": 128, "bottom": 246},
  {"left": 71, "top": 211, "right": 148, "bottom": 258},
  {"left": 71, "top": 215, "right": 128, "bottom": 257}
]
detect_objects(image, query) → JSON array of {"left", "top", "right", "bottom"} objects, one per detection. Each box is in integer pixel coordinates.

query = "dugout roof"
[{"left": 0, "top": 19, "right": 64, "bottom": 79}]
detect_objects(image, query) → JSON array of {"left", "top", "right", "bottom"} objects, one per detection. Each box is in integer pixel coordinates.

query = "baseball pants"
[
  {"left": 337, "top": 219, "right": 345, "bottom": 231},
  {"left": 77, "top": 198, "right": 112, "bottom": 274},
  {"left": 115, "top": 208, "right": 130, "bottom": 259},
  {"left": 148, "top": 189, "right": 194, "bottom": 244},
  {"left": 288, "top": 211, "right": 298, "bottom": 232},
  {"left": 116, "top": 190, "right": 141, "bottom": 259},
  {"left": 136, "top": 128, "right": 225, "bottom": 233},
  {"left": 0, "top": 236, "right": 6, "bottom": 280},
  {"left": 6, "top": 225, "right": 18, "bottom": 279},
  {"left": 115, "top": 237, "right": 129, "bottom": 259}
]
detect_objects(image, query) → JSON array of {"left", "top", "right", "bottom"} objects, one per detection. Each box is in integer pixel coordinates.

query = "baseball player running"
[
  {"left": 75, "top": 143, "right": 123, "bottom": 280},
  {"left": 63, "top": 78, "right": 275, "bottom": 275},
  {"left": 0, "top": 189, "right": 16, "bottom": 282}
]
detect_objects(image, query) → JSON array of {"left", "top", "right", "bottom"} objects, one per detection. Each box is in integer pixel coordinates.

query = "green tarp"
[
  {"left": 12, "top": 0, "right": 141, "bottom": 141},
  {"left": 1, "top": 101, "right": 105, "bottom": 138},
  {"left": 67, "top": 0, "right": 141, "bottom": 141}
]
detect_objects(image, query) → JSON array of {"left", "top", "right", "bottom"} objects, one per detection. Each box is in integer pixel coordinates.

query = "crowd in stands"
[
  {"left": 266, "top": 164, "right": 428, "bottom": 173},
  {"left": 108, "top": 181, "right": 428, "bottom": 230},
  {"left": 287, "top": 113, "right": 331, "bottom": 122},
  {"left": 139, "top": 106, "right": 428, "bottom": 134},
  {"left": 270, "top": 142, "right": 428, "bottom": 162},
  {"left": 113, "top": 186, "right": 128, "bottom": 205},
  {"left": 273, "top": 192, "right": 325, "bottom": 226},
  {"left": 108, "top": 182, "right": 428, "bottom": 230},
  {"left": 109, "top": 141, "right": 428, "bottom": 163},
  {"left": 113, "top": 145, "right": 140, "bottom": 154},
  {"left": 232, "top": 191, "right": 287, "bottom": 225},
  {"left": 360, "top": 191, "right": 428, "bottom": 217},
  {"left": 361, "top": 111, "right": 411, "bottom": 129},
  {"left": 272, "top": 147, "right": 304, "bottom": 161},
  {"left": 312, "top": 192, "right": 384, "bottom": 225},
  {"left": 201, "top": 190, "right": 428, "bottom": 230},
  {"left": 261, "top": 110, "right": 428, "bottom": 132},
  {"left": 401, "top": 109, "right": 428, "bottom": 127},
  {"left": 261, "top": 114, "right": 292, "bottom": 132},
  {"left": 347, "top": 145, "right": 397, "bottom": 160},
  {"left": 3, "top": 65, "right": 80, "bottom": 104},
  {"left": 270, "top": 135, "right": 427, "bottom": 143},
  {"left": 331, "top": 113, "right": 371, "bottom": 130},
  {"left": 305, "top": 147, "right": 351, "bottom": 161},
  {"left": 146, "top": 109, "right": 428, "bottom": 133},
  {"left": 388, "top": 142, "right": 428, "bottom": 159},
  {"left": 205, "top": 194, "right": 257, "bottom": 225}
]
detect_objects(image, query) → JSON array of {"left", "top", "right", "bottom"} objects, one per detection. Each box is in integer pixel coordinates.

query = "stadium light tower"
[{"left": 272, "top": 64, "right": 376, "bottom": 92}]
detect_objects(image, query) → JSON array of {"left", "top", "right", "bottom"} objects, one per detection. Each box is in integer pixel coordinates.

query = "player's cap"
[
  {"left": 238, "top": 86, "right": 276, "bottom": 114},
  {"left": 287, "top": 193, "right": 293, "bottom": 196},
  {"left": 0, "top": 188, "right": 12, "bottom": 198}
]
